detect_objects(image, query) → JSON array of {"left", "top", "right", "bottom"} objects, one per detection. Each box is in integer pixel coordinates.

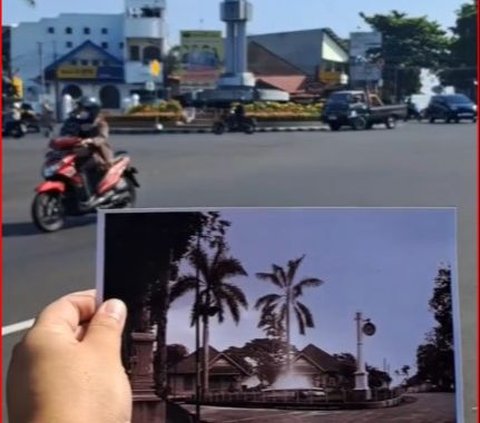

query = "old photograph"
[{"left": 98, "top": 208, "right": 461, "bottom": 423}]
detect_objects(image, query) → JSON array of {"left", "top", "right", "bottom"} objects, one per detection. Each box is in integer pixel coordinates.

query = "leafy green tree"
[
  {"left": 366, "top": 364, "right": 392, "bottom": 389},
  {"left": 360, "top": 10, "right": 451, "bottom": 100},
  {"left": 255, "top": 255, "right": 324, "bottom": 369},
  {"left": 170, "top": 243, "right": 248, "bottom": 394},
  {"left": 440, "top": 2, "right": 477, "bottom": 97}
]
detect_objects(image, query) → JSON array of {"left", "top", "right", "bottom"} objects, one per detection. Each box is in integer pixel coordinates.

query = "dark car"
[
  {"left": 425, "top": 94, "right": 477, "bottom": 123},
  {"left": 322, "top": 91, "right": 407, "bottom": 131}
]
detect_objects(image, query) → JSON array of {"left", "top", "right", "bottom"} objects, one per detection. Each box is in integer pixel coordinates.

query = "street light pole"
[
  {"left": 353, "top": 311, "right": 372, "bottom": 401},
  {"left": 38, "top": 42, "right": 46, "bottom": 101}
]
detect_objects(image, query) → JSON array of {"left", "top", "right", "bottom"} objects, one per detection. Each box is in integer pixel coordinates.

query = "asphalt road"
[
  {"left": 181, "top": 393, "right": 456, "bottom": 422},
  {"left": 2, "top": 122, "right": 477, "bottom": 422}
]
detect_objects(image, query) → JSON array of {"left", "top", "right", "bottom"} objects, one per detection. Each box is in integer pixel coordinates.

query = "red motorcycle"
[{"left": 32, "top": 136, "right": 139, "bottom": 232}]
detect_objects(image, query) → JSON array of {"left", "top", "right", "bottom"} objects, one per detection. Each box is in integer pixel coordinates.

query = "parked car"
[
  {"left": 425, "top": 94, "right": 477, "bottom": 123},
  {"left": 322, "top": 90, "right": 407, "bottom": 131}
]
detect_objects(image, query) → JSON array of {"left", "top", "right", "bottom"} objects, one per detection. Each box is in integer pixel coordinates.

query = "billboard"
[
  {"left": 349, "top": 32, "right": 383, "bottom": 82},
  {"left": 179, "top": 30, "right": 224, "bottom": 89}
]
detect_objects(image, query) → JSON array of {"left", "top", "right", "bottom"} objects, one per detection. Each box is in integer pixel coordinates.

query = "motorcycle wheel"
[
  {"left": 12, "top": 124, "right": 27, "bottom": 138},
  {"left": 243, "top": 123, "right": 255, "bottom": 134},
  {"left": 213, "top": 123, "right": 225, "bottom": 135},
  {"left": 31, "top": 192, "right": 65, "bottom": 232}
]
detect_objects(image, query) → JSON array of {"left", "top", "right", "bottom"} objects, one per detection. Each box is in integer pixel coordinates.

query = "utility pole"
[
  {"left": 38, "top": 42, "right": 46, "bottom": 101},
  {"left": 52, "top": 41, "right": 61, "bottom": 121}
]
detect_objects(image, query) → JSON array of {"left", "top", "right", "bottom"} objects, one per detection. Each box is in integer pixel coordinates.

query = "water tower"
[{"left": 218, "top": 0, "right": 255, "bottom": 88}]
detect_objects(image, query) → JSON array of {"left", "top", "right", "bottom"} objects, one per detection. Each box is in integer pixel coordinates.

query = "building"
[
  {"left": 3, "top": 26, "right": 12, "bottom": 77},
  {"left": 9, "top": 0, "right": 166, "bottom": 109},
  {"left": 248, "top": 28, "right": 349, "bottom": 92},
  {"left": 168, "top": 346, "right": 253, "bottom": 396},
  {"left": 292, "top": 344, "right": 348, "bottom": 390}
]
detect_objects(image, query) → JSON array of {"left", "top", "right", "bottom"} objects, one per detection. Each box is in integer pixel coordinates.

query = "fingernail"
[{"left": 101, "top": 299, "right": 126, "bottom": 322}]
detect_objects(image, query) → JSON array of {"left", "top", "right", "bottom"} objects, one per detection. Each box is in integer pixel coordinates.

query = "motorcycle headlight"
[
  {"left": 42, "top": 163, "right": 60, "bottom": 179},
  {"left": 349, "top": 110, "right": 358, "bottom": 118}
]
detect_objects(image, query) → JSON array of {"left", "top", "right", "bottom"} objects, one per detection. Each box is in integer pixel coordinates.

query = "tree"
[
  {"left": 170, "top": 243, "right": 248, "bottom": 394},
  {"left": 103, "top": 211, "right": 206, "bottom": 399},
  {"left": 414, "top": 266, "right": 455, "bottom": 391},
  {"left": 439, "top": 2, "right": 477, "bottom": 97},
  {"left": 255, "top": 255, "right": 324, "bottom": 369},
  {"left": 333, "top": 353, "right": 357, "bottom": 389},
  {"left": 366, "top": 364, "right": 392, "bottom": 389},
  {"left": 360, "top": 10, "right": 451, "bottom": 100}
]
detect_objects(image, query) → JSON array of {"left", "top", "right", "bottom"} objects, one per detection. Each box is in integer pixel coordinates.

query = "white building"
[{"left": 10, "top": 0, "right": 166, "bottom": 111}]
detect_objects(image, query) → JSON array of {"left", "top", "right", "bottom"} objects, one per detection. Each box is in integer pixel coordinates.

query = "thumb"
[{"left": 84, "top": 299, "right": 127, "bottom": 353}]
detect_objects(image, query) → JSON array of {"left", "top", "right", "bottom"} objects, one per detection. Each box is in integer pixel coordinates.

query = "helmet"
[{"left": 76, "top": 96, "right": 101, "bottom": 123}]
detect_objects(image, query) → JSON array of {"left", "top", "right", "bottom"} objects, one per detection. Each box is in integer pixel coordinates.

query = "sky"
[
  {"left": 3, "top": 0, "right": 467, "bottom": 44},
  {"left": 160, "top": 208, "right": 458, "bottom": 386}
]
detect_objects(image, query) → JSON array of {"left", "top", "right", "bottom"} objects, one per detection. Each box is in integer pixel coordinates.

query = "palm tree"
[
  {"left": 255, "top": 255, "right": 324, "bottom": 369},
  {"left": 170, "top": 244, "right": 248, "bottom": 394}
]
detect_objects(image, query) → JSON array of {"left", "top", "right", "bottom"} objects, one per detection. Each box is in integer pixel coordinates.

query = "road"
[
  {"left": 181, "top": 393, "right": 456, "bottom": 422},
  {"left": 2, "top": 122, "right": 477, "bottom": 422}
]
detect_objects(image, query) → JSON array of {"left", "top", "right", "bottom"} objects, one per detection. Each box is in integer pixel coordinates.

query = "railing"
[{"left": 191, "top": 388, "right": 400, "bottom": 405}]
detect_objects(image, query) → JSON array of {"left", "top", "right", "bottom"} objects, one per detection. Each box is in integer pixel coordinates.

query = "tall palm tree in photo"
[
  {"left": 170, "top": 244, "right": 248, "bottom": 394},
  {"left": 255, "top": 255, "right": 324, "bottom": 369}
]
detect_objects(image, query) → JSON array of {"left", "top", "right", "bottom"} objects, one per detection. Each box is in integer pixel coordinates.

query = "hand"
[
  {"left": 7, "top": 290, "right": 132, "bottom": 423},
  {"left": 81, "top": 138, "right": 93, "bottom": 146}
]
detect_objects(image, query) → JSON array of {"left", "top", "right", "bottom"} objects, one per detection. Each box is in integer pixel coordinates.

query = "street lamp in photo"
[{"left": 353, "top": 311, "right": 376, "bottom": 401}]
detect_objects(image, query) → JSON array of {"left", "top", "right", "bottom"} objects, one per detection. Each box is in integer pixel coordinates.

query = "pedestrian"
[{"left": 7, "top": 290, "right": 132, "bottom": 423}]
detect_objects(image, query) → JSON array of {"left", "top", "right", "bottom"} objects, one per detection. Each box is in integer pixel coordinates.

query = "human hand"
[
  {"left": 7, "top": 290, "right": 132, "bottom": 423},
  {"left": 81, "top": 138, "right": 93, "bottom": 146}
]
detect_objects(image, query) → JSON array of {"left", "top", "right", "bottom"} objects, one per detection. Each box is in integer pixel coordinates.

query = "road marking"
[{"left": 2, "top": 319, "right": 35, "bottom": 336}]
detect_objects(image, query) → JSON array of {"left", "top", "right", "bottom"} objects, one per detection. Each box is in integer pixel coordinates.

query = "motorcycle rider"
[{"left": 73, "top": 97, "right": 115, "bottom": 203}]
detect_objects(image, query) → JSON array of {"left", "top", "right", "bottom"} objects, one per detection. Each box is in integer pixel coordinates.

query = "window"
[
  {"left": 103, "top": 60, "right": 110, "bottom": 66},
  {"left": 101, "top": 27, "right": 108, "bottom": 34},
  {"left": 92, "top": 59, "right": 99, "bottom": 66},
  {"left": 65, "top": 27, "right": 73, "bottom": 34},
  {"left": 129, "top": 45, "right": 140, "bottom": 61},
  {"left": 84, "top": 27, "right": 90, "bottom": 35},
  {"left": 70, "top": 60, "right": 78, "bottom": 65},
  {"left": 81, "top": 60, "right": 89, "bottom": 66},
  {"left": 66, "top": 41, "right": 73, "bottom": 48},
  {"left": 101, "top": 42, "right": 109, "bottom": 49},
  {"left": 119, "top": 42, "right": 124, "bottom": 49},
  {"left": 47, "top": 27, "right": 55, "bottom": 34}
]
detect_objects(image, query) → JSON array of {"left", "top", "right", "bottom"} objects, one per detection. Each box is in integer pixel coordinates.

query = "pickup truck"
[{"left": 322, "top": 90, "right": 407, "bottom": 131}]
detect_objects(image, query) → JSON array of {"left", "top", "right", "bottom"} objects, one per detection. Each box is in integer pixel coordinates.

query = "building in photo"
[
  {"left": 168, "top": 346, "right": 253, "bottom": 396},
  {"left": 9, "top": 0, "right": 166, "bottom": 110}
]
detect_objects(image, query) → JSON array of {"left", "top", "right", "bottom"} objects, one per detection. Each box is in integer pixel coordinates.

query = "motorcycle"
[
  {"left": 2, "top": 111, "right": 28, "bottom": 138},
  {"left": 212, "top": 115, "right": 256, "bottom": 135},
  {"left": 31, "top": 135, "right": 140, "bottom": 232}
]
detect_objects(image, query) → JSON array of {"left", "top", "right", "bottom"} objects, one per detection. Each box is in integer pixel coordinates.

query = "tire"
[
  {"left": 12, "top": 124, "right": 27, "bottom": 138},
  {"left": 243, "top": 123, "right": 255, "bottom": 134},
  {"left": 213, "top": 122, "right": 225, "bottom": 135},
  {"left": 352, "top": 117, "right": 367, "bottom": 131},
  {"left": 31, "top": 192, "right": 65, "bottom": 232},
  {"left": 385, "top": 116, "right": 397, "bottom": 129},
  {"left": 329, "top": 122, "right": 341, "bottom": 131}
]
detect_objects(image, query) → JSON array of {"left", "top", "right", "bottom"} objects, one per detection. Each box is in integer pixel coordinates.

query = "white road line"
[{"left": 2, "top": 319, "right": 35, "bottom": 336}]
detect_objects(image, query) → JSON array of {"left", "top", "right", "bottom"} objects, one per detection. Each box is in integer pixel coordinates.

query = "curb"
[{"left": 110, "top": 126, "right": 329, "bottom": 135}]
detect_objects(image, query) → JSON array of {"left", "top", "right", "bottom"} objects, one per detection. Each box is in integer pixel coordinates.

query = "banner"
[
  {"left": 179, "top": 30, "right": 224, "bottom": 88},
  {"left": 349, "top": 32, "right": 383, "bottom": 82},
  {"left": 57, "top": 66, "right": 98, "bottom": 79}
]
